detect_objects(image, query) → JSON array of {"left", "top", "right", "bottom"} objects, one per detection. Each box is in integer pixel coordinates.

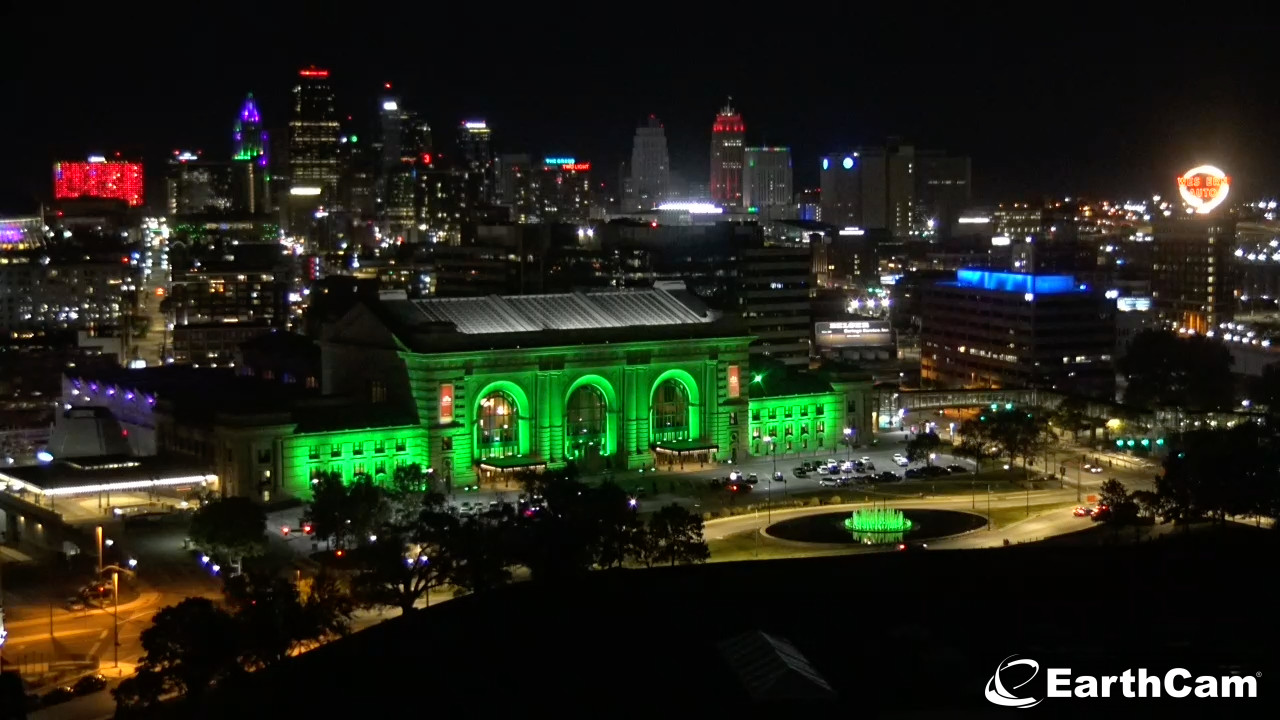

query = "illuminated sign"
[
  {"left": 1117, "top": 297, "right": 1152, "bottom": 312},
  {"left": 299, "top": 68, "right": 330, "bottom": 78},
  {"left": 727, "top": 365, "right": 740, "bottom": 399},
  {"left": 544, "top": 157, "right": 576, "bottom": 165},
  {"left": 656, "top": 202, "right": 723, "bottom": 214},
  {"left": 991, "top": 236, "right": 1011, "bottom": 246},
  {"left": 290, "top": 186, "right": 322, "bottom": 196},
  {"left": 463, "top": 121, "right": 488, "bottom": 130},
  {"left": 54, "top": 160, "right": 144, "bottom": 207},
  {"left": 815, "top": 320, "right": 894, "bottom": 348},
  {"left": 560, "top": 163, "right": 591, "bottom": 172},
  {"left": 839, "top": 227, "right": 865, "bottom": 236},
  {"left": 1177, "top": 165, "right": 1230, "bottom": 213},
  {"left": 958, "top": 216, "right": 991, "bottom": 224},
  {"left": 440, "top": 384, "right": 454, "bottom": 423},
  {"left": 382, "top": 101, "right": 399, "bottom": 111}
]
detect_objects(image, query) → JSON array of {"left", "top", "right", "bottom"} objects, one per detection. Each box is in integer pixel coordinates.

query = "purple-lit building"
[
  {"left": 921, "top": 268, "right": 1115, "bottom": 397},
  {"left": 0, "top": 216, "right": 43, "bottom": 251}
]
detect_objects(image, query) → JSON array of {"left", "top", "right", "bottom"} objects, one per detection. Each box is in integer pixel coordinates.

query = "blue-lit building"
[{"left": 921, "top": 268, "right": 1115, "bottom": 397}]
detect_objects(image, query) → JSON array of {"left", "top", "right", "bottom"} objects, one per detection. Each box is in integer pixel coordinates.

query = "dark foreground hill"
[{"left": 157, "top": 527, "right": 1280, "bottom": 719}]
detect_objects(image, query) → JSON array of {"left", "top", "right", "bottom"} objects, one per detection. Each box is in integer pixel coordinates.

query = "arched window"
[
  {"left": 566, "top": 384, "right": 608, "bottom": 458},
  {"left": 477, "top": 391, "right": 519, "bottom": 458},
  {"left": 651, "top": 379, "right": 690, "bottom": 443}
]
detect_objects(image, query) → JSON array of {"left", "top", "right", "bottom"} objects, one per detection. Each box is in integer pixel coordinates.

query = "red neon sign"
[
  {"left": 54, "top": 161, "right": 144, "bottom": 207},
  {"left": 299, "top": 68, "right": 330, "bottom": 78},
  {"left": 440, "top": 384, "right": 454, "bottom": 423},
  {"left": 561, "top": 163, "right": 590, "bottom": 172}
]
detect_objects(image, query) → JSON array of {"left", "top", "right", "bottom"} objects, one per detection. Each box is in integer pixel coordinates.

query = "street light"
[
  {"left": 101, "top": 564, "right": 136, "bottom": 670},
  {"left": 762, "top": 436, "right": 776, "bottom": 523},
  {"left": 843, "top": 427, "right": 852, "bottom": 465}
]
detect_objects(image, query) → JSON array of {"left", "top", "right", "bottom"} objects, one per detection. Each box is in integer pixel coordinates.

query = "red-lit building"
[
  {"left": 536, "top": 161, "right": 592, "bottom": 223},
  {"left": 710, "top": 102, "right": 744, "bottom": 208},
  {"left": 54, "top": 158, "right": 144, "bottom": 207}
]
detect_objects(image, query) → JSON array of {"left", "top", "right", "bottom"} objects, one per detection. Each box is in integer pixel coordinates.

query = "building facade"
[
  {"left": 1150, "top": 217, "right": 1235, "bottom": 334},
  {"left": 742, "top": 147, "right": 792, "bottom": 212},
  {"left": 738, "top": 246, "right": 812, "bottom": 366},
  {"left": 626, "top": 116, "right": 671, "bottom": 211},
  {"left": 710, "top": 102, "right": 745, "bottom": 208},
  {"left": 921, "top": 269, "right": 1115, "bottom": 398}
]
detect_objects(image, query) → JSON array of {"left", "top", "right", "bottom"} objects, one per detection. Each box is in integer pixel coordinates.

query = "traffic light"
[
  {"left": 1005, "top": 403, "right": 1013, "bottom": 410},
  {"left": 980, "top": 415, "right": 987, "bottom": 422},
  {"left": 990, "top": 403, "right": 998, "bottom": 411},
  {"left": 1126, "top": 439, "right": 1135, "bottom": 447},
  {"left": 1140, "top": 438, "right": 1150, "bottom": 447},
  {"left": 1156, "top": 438, "right": 1165, "bottom": 446},
  {"left": 1115, "top": 439, "right": 1124, "bottom": 447}
]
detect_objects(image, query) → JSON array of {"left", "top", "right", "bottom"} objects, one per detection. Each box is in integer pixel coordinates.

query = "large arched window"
[
  {"left": 477, "top": 391, "right": 519, "bottom": 458},
  {"left": 566, "top": 384, "right": 608, "bottom": 458},
  {"left": 651, "top": 379, "right": 690, "bottom": 443}
]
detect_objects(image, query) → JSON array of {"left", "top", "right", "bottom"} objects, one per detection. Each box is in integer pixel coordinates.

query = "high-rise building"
[
  {"left": 738, "top": 246, "right": 812, "bottom": 366},
  {"left": 921, "top": 269, "right": 1115, "bottom": 397},
  {"left": 626, "top": 115, "right": 670, "bottom": 211},
  {"left": 496, "top": 154, "right": 535, "bottom": 222},
  {"left": 376, "top": 89, "right": 420, "bottom": 239},
  {"left": 287, "top": 66, "right": 340, "bottom": 226},
  {"left": 233, "top": 93, "right": 268, "bottom": 165},
  {"left": 535, "top": 159, "right": 592, "bottom": 223},
  {"left": 54, "top": 157, "right": 144, "bottom": 207},
  {"left": 458, "top": 120, "right": 494, "bottom": 205},
  {"left": 710, "top": 101, "right": 745, "bottom": 208},
  {"left": 820, "top": 142, "right": 969, "bottom": 239},
  {"left": 166, "top": 150, "right": 266, "bottom": 216},
  {"left": 742, "top": 147, "right": 792, "bottom": 212},
  {"left": 914, "top": 150, "right": 971, "bottom": 233},
  {"left": 1151, "top": 217, "right": 1235, "bottom": 334}
]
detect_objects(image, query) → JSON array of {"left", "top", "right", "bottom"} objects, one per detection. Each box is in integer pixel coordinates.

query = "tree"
[
  {"left": 224, "top": 571, "right": 352, "bottom": 669},
  {"left": 1052, "top": 396, "right": 1096, "bottom": 442},
  {"left": 447, "top": 516, "right": 516, "bottom": 595},
  {"left": 187, "top": 497, "right": 266, "bottom": 572},
  {"left": 984, "top": 409, "right": 1051, "bottom": 469},
  {"left": 390, "top": 462, "right": 431, "bottom": 495},
  {"left": 953, "top": 419, "right": 990, "bottom": 473},
  {"left": 588, "top": 481, "right": 647, "bottom": 568},
  {"left": 351, "top": 493, "right": 456, "bottom": 614},
  {"left": 1118, "top": 330, "right": 1234, "bottom": 411},
  {"left": 905, "top": 431, "right": 943, "bottom": 466},
  {"left": 645, "top": 503, "right": 710, "bottom": 567},
  {"left": 114, "top": 597, "right": 240, "bottom": 709},
  {"left": 304, "top": 471, "right": 390, "bottom": 549}
]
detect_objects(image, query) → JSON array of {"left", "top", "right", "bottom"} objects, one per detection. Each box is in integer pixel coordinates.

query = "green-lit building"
[{"left": 63, "top": 286, "right": 874, "bottom": 501}]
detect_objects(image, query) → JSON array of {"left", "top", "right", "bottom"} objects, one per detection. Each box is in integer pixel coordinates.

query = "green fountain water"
[{"left": 844, "top": 507, "right": 913, "bottom": 533}]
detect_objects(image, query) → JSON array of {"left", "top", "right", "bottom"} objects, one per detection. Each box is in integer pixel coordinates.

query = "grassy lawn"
[
  {"left": 985, "top": 501, "right": 1077, "bottom": 528},
  {"left": 707, "top": 529, "right": 855, "bottom": 563}
]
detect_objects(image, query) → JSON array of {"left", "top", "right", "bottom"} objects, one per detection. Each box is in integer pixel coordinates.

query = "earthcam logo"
[{"left": 985, "top": 654, "right": 1259, "bottom": 707}]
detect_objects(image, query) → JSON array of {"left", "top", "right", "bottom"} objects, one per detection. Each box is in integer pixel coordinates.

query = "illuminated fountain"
[{"left": 844, "top": 506, "right": 913, "bottom": 544}]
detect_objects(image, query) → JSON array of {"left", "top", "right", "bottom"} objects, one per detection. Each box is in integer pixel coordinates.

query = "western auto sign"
[
  {"left": 1177, "top": 165, "right": 1230, "bottom": 214},
  {"left": 727, "top": 365, "right": 740, "bottom": 399}
]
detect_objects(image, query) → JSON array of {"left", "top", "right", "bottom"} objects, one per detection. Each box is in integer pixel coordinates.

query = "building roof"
[
  {"left": 391, "top": 287, "right": 713, "bottom": 335},
  {"left": 0, "top": 454, "right": 214, "bottom": 496}
]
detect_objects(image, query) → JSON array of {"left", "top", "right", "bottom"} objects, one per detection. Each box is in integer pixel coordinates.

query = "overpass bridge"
[{"left": 875, "top": 387, "right": 1255, "bottom": 434}]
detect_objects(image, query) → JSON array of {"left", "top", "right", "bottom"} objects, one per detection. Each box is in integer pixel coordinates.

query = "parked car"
[
  {"left": 42, "top": 687, "right": 75, "bottom": 707},
  {"left": 860, "top": 456, "right": 872, "bottom": 464},
  {"left": 877, "top": 471, "right": 900, "bottom": 482},
  {"left": 792, "top": 467, "right": 808, "bottom": 478},
  {"left": 728, "top": 470, "right": 743, "bottom": 482},
  {"left": 726, "top": 482, "right": 753, "bottom": 494},
  {"left": 895, "top": 457, "right": 910, "bottom": 467},
  {"left": 772, "top": 472, "right": 786, "bottom": 483},
  {"left": 1072, "top": 506, "right": 1092, "bottom": 517},
  {"left": 1089, "top": 465, "right": 1104, "bottom": 474},
  {"left": 945, "top": 464, "right": 967, "bottom": 473},
  {"left": 839, "top": 461, "right": 855, "bottom": 473},
  {"left": 905, "top": 468, "right": 924, "bottom": 479},
  {"left": 64, "top": 596, "right": 87, "bottom": 611},
  {"left": 745, "top": 473, "right": 759, "bottom": 485},
  {"left": 922, "top": 465, "right": 950, "bottom": 477},
  {"left": 72, "top": 674, "right": 108, "bottom": 696},
  {"left": 801, "top": 461, "right": 818, "bottom": 472},
  {"left": 818, "top": 477, "right": 841, "bottom": 487}
]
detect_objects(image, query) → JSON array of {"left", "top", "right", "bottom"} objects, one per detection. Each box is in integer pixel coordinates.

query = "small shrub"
[
  {"left": 701, "top": 512, "right": 713, "bottom": 522},
  {"left": 826, "top": 494, "right": 842, "bottom": 505},
  {"left": 807, "top": 496, "right": 822, "bottom": 507}
]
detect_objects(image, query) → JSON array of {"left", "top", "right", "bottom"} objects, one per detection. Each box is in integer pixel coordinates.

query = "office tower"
[
  {"left": 1151, "top": 217, "right": 1235, "bottom": 334},
  {"left": 287, "top": 66, "right": 340, "bottom": 230},
  {"left": 458, "top": 119, "right": 494, "bottom": 205},
  {"left": 166, "top": 150, "right": 265, "bottom": 216},
  {"left": 914, "top": 150, "right": 971, "bottom": 233},
  {"left": 496, "top": 153, "right": 534, "bottom": 221},
  {"left": 233, "top": 93, "right": 268, "bottom": 164},
  {"left": 168, "top": 243, "right": 289, "bottom": 363},
  {"left": 377, "top": 90, "right": 418, "bottom": 238},
  {"left": 536, "top": 159, "right": 592, "bottom": 223},
  {"left": 921, "top": 269, "right": 1115, "bottom": 397},
  {"left": 53, "top": 156, "right": 144, "bottom": 207},
  {"left": 710, "top": 101, "right": 745, "bottom": 207},
  {"left": 738, "top": 245, "right": 812, "bottom": 366},
  {"left": 626, "top": 115, "right": 670, "bottom": 211},
  {"left": 742, "top": 147, "right": 792, "bottom": 211},
  {"left": 820, "top": 142, "right": 968, "bottom": 239}
]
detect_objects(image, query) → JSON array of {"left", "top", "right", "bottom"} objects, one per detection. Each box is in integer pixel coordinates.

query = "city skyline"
[{"left": 1, "top": 14, "right": 1277, "bottom": 212}]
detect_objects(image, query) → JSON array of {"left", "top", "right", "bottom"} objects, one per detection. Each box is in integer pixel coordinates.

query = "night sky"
[{"left": 1, "top": 9, "right": 1277, "bottom": 214}]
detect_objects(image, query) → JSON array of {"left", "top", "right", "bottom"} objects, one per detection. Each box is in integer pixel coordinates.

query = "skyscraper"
[
  {"left": 288, "top": 67, "right": 340, "bottom": 199},
  {"left": 710, "top": 100, "right": 745, "bottom": 208},
  {"left": 377, "top": 88, "right": 419, "bottom": 238},
  {"left": 626, "top": 115, "right": 670, "bottom": 211},
  {"left": 458, "top": 120, "right": 494, "bottom": 205},
  {"left": 742, "top": 147, "right": 792, "bottom": 212},
  {"left": 233, "top": 94, "right": 268, "bottom": 165}
]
